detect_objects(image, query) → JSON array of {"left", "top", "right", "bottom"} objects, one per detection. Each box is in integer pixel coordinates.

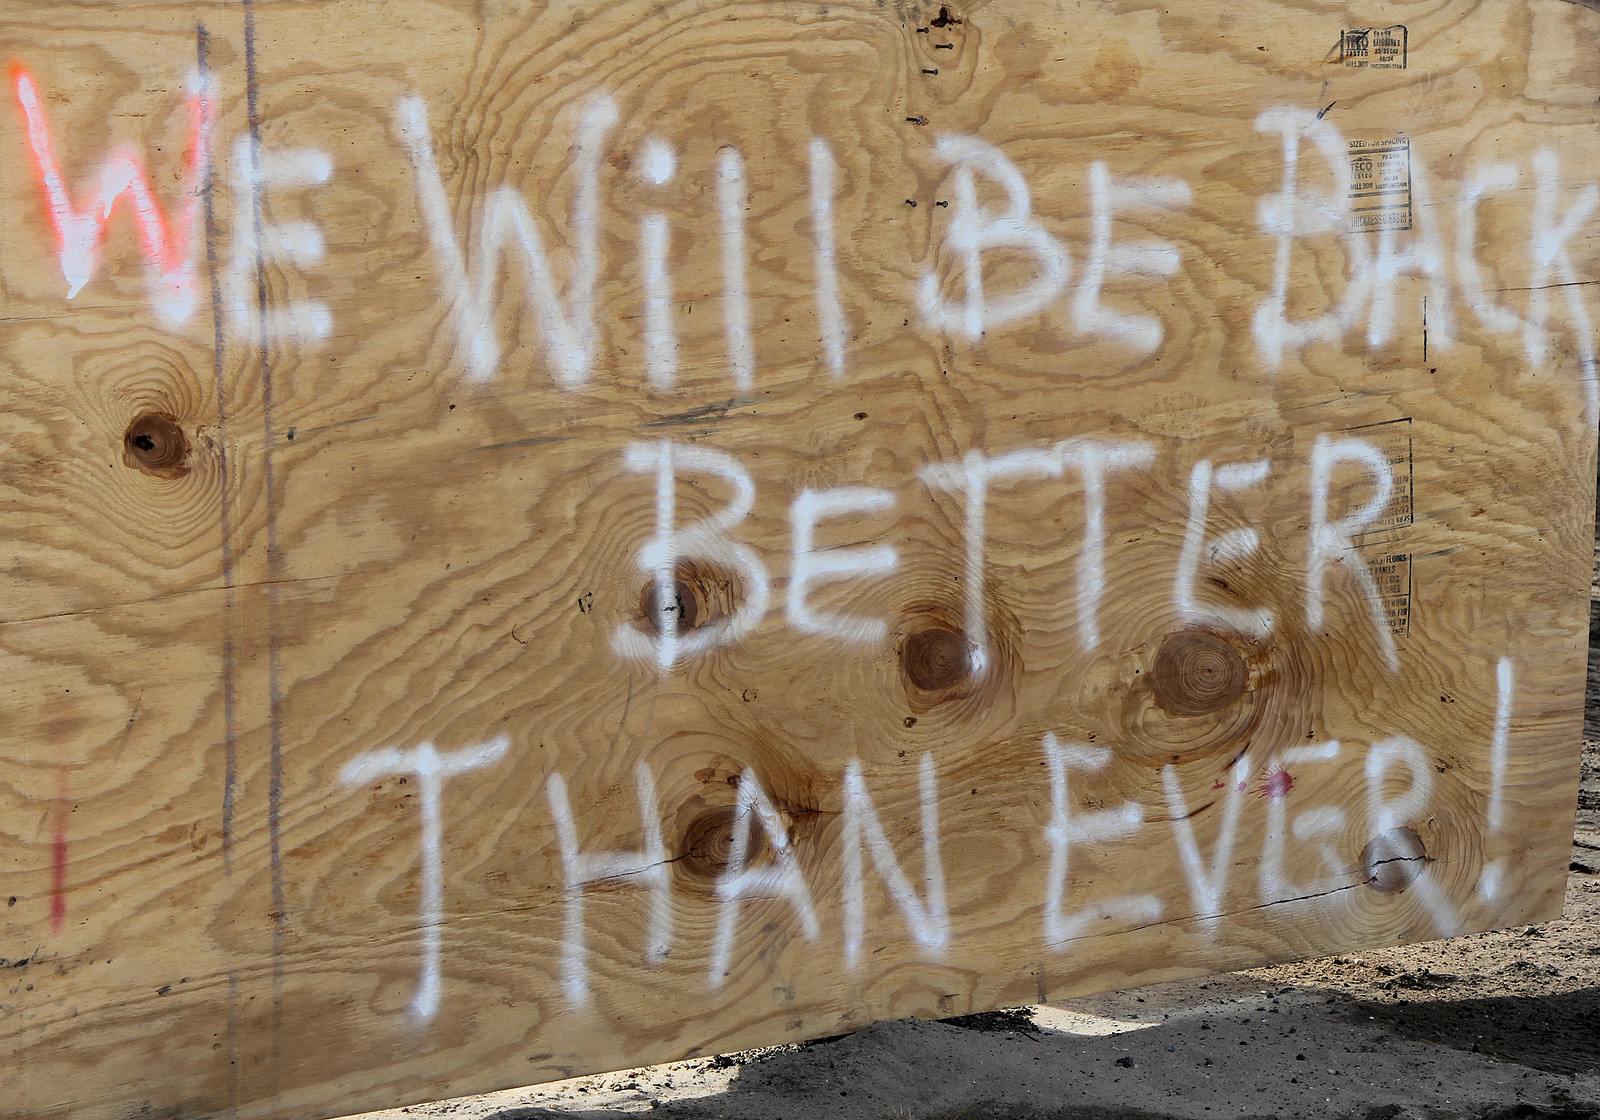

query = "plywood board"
[{"left": 0, "top": 1, "right": 1596, "bottom": 1117}]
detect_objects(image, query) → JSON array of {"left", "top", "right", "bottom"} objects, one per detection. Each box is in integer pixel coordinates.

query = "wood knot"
[
  {"left": 678, "top": 804, "right": 764, "bottom": 882},
  {"left": 902, "top": 626, "right": 971, "bottom": 693},
  {"left": 123, "top": 413, "right": 188, "bottom": 478},
  {"left": 1361, "top": 827, "right": 1427, "bottom": 894},
  {"left": 641, "top": 576, "right": 700, "bottom": 634},
  {"left": 894, "top": 596, "right": 1018, "bottom": 721},
  {"left": 638, "top": 559, "right": 737, "bottom": 637},
  {"left": 1150, "top": 630, "right": 1247, "bottom": 716},
  {"left": 1106, "top": 624, "right": 1292, "bottom": 769}
]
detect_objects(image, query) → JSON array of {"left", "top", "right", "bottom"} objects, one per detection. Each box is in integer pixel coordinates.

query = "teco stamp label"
[
  {"left": 1345, "top": 418, "right": 1414, "bottom": 532},
  {"left": 1341, "top": 25, "right": 1407, "bottom": 69},
  {"left": 1365, "top": 550, "right": 1413, "bottom": 636},
  {"left": 1349, "top": 137, "right": 1412, "bottom": 232}
]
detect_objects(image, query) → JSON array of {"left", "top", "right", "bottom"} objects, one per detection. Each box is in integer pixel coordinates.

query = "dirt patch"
[{"left": 938, "top": 1008, "right": 1040, "bottom": 1034}]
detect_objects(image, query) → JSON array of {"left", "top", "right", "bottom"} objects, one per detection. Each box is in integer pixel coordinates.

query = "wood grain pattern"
[{"left": 0, "top": 1, "right": 1596, "bottom": 1117}]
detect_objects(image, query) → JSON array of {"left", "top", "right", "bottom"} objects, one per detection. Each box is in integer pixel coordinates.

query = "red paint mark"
[
  {"left": 51, "top": 767, "right": 68, "bottom": 932},
  {"left": 12, "top": 64, "right": 215, "bottom": 322},
  {"left": 1255, "top": 765, "right": 1295, "bottom": 800}
]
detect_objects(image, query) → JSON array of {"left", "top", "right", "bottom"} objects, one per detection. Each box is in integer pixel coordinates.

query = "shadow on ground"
[
  {"left": 473, "top": 994, "right": 1600, "bottom": 1120},
  {"left": 1344, "top": 986, "right": 1600, "bottom": 1076}
]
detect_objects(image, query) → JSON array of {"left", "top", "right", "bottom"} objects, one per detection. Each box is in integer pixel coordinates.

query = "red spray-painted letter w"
[{"left": 13, "top": 67, "right": 215, "bottom": 324}]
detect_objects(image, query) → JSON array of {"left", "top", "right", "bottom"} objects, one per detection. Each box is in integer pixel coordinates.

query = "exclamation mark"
[{"left": 1479, "top": 657, "right": 1514, "bottom": 902}]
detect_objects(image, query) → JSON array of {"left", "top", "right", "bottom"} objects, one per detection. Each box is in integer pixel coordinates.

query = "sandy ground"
[{"left": 347, "top": 546, "right": 1600, "bottom": 1120}]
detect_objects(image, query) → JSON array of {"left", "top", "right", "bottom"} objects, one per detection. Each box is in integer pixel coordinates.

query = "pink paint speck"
[{"left": 1255, "top": 766, "right": 1295, "bottom": 800}]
